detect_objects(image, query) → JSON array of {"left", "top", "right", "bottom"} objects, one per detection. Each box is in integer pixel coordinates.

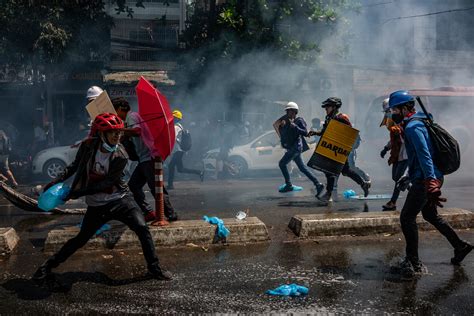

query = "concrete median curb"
[
  {"left": 289, "top": 208, "right": 474, "bottom": 238},
  {"left": 44, "top": 217, "right": 270, "bottom": 252},
  {"left": 0, "top": 227, "right": 20, "bottom": 255}
]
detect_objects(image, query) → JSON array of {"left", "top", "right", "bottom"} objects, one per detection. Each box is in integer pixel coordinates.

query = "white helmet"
[
  {"left": 86, "top": 86, "right": 103, "bottom": 100},
  {"left": 284, "top": 101, "right": 299, "bottom": 111},
  {"left": 382, "top": 98, "right": 390, "bottom": 112}
]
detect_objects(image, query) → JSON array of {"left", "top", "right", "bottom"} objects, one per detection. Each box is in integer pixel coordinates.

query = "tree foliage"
[
  {"left": 0, "top": 0, "right": 113, "bottom": 83},
  {"left": 183, "top": 0, "right": 360, "bottom": 66}
]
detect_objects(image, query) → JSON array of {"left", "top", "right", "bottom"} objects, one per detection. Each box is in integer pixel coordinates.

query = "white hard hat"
[
  {"left": 382, "top": 98, "right": 390, "bottom": 112},
  {"left": 86, "top": 86, "right": 103, "bottom": 100},
  {"left": 284, "top": 101, "right": 299, "bottom": 111}
]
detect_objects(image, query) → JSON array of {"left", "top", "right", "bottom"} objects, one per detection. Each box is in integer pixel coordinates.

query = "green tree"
[
  {"left": 0, "top": 0, "right": 113, "bottom": 84},
  {"left": 183, "top": 0, "right": 359, "bottom": 65}
]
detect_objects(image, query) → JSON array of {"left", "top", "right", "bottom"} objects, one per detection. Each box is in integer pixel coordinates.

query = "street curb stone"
[
  {"left": 44, "top": 217, "right": 270, "bottom": 252},
  {"left": 289, "top": 208, "right": 474, "bottom": 238},
  {"left": 0, "top": 227, "right": 20, "bottom": 255}
]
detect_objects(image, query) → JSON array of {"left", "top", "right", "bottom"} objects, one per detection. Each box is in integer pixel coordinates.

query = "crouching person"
[{"left": 32, "top": 113, "right": 171, "bottom": 285}]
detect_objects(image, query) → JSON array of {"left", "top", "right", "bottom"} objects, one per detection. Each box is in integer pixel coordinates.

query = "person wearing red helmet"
[{"left": 32, "top": 113, "right": 172, "bottom": 285}]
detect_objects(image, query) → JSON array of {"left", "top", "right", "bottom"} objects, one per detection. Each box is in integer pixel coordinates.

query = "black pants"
[
  {"left": 47, "top": 195, "right": 159, "bottom": 269},
  {"left": 400, "top": 181, "right": 463, "bottom": 263},
  {"left": 128, "top": 160, "right": 175, "bottom": 216},
  {"left": 390, "top": 160, "right": 408, "bottom": 203},
  {"left": 325, "top": 161, "right": 365, "bottom": 194},
  {"left": 167, "top": 151, "right": 201, "bottom": 186}
]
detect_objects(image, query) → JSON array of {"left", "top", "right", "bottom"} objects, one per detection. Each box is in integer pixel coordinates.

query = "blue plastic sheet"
[
  {"left": 278, "top": 184, "right": 303, "bottom": 193},
  {"left": 266, "top": 283, "right": 309, "bottom": 296},
  {"left": 203, "top": 215, "right": 230, "bottom": 238},
  {"left": 38, "top": 183, "right": 70, "bottom": 211}
]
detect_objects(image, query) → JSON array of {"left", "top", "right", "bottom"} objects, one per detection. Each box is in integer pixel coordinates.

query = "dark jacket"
[
  {"left": 55, "top": 138, "right": 129, "bottom": 199},
  {"left": 279, "top": 115, "right": 310, "bottom": 152}
]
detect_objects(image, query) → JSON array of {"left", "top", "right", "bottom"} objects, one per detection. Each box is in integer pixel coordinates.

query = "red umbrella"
[
  {"left": 135, "top": 76, "right": 175, "bottom": 226},
  {"left": 135, "top": 76, "right": 175, "bottom": 160}
]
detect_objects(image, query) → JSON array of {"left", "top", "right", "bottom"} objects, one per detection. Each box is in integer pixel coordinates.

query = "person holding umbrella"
[
  {"left": 32, "top": 113, "right": 172, "bottom": 284},
  {"left": 112, "top": 97, "right": 178, "bottom": 222}
]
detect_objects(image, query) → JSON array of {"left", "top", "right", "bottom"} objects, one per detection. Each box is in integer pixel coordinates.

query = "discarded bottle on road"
[
  {"left": 266, "top": 283, "right": 309, "bottom": 296},
  {"left": 38, "top": 183, "right": 70, "bottom": 211}
]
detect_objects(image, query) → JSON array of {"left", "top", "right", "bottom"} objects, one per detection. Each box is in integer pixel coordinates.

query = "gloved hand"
[
  {"left": 424, "top": 178, "right": 447, "bottom": 208},
  {"left": 380, "top": 146, "right": 389, "bottom": 158}
]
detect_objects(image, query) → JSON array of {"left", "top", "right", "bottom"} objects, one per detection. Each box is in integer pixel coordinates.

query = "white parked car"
[
  {"left": 202, "top": 130, "right": 316, "bottom": 177},
  {"left": 32, "top": 143, "right": 135, "bottom": 180},
  {"left": 32, "top": 144, "right": 79, "bottom": 180}
]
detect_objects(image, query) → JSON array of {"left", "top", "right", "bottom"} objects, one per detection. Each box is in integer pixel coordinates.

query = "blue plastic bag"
[
  {"left": 203, "top": 215, "right": 230, "bottom": 238},
  {"left": 278, "top": 184, "right": 303, "bottom": 193},
  {"left": 343, "top": 189, "right": 356, "bottom": 199},
  {"left": 266, "top": 283, "right": 309, "bottom": 296},
  {"left": 38, "top": 183, "right": 71, "bottom": 211}
]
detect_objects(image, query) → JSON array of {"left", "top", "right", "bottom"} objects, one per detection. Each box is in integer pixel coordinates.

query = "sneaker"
[
  {"left": 399, "top": 258, "right": 416, "bottom": 280},
  {"left": 315, "top": 183, "right": 324, "bottom": 198},
  {"left": 144, "top": 211, "right": 157, "bottom": 222},
  {"left": 361, "top": 181, "right": 370, "bottom": 197},
  {"left": 451, "top": 242, "right": 473, "bottom": 265},
  {"left": 318, "top": 191, "right": 333, "bottom": 203},
  {"left": 200, "top": 171, "right": 204, "bottom": 182},
  {"left": 412, "top": 261, "right": 428, "bottom": 275},
  {"left": 32, "top": 264, "right": 53, "bottom": 285},
  {"left": 148, "top": 264, "right": 173, "bottom": 280},
  {"left": 279, "top": 184, "right": 294, "bottom": 193},
  {"left": 382, "top": 201, "right": 397, "bottom": 211}
]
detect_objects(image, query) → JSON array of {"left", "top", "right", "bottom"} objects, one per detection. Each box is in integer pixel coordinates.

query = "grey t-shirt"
[{"left": 125, "top": 112, "right": 152, "bottom": 163}]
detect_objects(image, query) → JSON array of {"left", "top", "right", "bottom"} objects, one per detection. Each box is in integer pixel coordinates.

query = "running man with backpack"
[
  {"left": 167, "top": 110, "right": 204, "bottom": 189},
  {"left": 388, "top": 90, "right": 472, "bottom": 279}
]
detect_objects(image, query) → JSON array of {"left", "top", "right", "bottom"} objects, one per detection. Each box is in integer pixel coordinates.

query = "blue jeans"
[{"left": 279, "top": 149, "right": 320, "bottom": 186}]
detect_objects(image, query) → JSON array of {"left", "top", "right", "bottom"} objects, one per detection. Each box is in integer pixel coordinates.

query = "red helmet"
[{"left": 90, "top": 113, "right": 124, "bottom": 136}]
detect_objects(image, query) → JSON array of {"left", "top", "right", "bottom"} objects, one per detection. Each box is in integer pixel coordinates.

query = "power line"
[{"left": 383, "top": 6, "right": 474, "bottom": 25}]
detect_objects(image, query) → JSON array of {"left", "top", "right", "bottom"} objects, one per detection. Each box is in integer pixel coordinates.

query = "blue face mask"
[{"left": 102, "top": 142, "right": 118, "bottom": 153}]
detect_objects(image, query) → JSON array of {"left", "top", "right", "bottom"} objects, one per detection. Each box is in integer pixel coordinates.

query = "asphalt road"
[{"left": 0, "top": 176, "right": 473, "bottom": 314}]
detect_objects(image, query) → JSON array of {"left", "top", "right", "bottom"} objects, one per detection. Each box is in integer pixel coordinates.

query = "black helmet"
[{"left": 321, "top": 97, "right": 342, "bottom": 109}]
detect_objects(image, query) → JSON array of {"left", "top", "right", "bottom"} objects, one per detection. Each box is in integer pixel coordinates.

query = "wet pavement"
[{"left": 0, "top": 175, "right": 473, "bottom": 314}]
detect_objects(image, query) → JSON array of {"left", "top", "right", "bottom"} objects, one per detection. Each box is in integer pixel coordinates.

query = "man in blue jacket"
[
  {"left": 388, "top": 90, "right": 472, "bottom": 279},
  {"left": 273, "top": 102, "right": 324, "bottom": 195}
]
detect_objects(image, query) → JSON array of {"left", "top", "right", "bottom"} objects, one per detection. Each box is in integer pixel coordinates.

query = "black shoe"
[
  {"left": 315, "top": 183, "right": 324, "bottom": 198},
  {"left": 451, "top": 243, "right": 473, "bottom": 265},
  {"left": 200, "top": 171, "right": 204, "bottom": 182},
  {"left": 148, "top": 264, "right": 173, "bottom": 280},
  {"left": 32, "top": 264, "right": 53, "bottom": 286},
  {"left": 318, "top": 191, "right": 332, "bottom": 203},
  {"left": 279, "top": 184, "right": 294, "bottom": 193},
  {"left": 361, "top": 181, "right": 370, "bottom": 197}
]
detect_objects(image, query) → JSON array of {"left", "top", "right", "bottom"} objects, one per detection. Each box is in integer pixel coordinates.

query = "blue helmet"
[{"left": 388, "top": 90, "right": 415, "bottom": 109}]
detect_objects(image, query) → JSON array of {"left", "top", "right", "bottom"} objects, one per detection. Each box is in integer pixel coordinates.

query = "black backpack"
[
  {"left": 415, "top": 97, "right": 461, "bottom": 175},
  {"left": 180, "top": 130, "right": 192, "bottom": 152}
]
